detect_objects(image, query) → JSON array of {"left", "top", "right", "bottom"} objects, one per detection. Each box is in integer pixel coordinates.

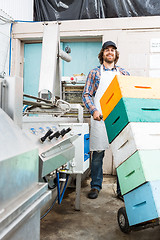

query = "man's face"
[{"left": 103, "top": 46, "right": 116, "bottom": 64}]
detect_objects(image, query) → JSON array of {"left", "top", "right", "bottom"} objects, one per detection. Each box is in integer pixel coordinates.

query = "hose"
[
  {"left": 57, "top": 172, "right": 69, "bottom": 204},
  {"left": 40, "top": 173, "right": 69, "bottom": 220},
  {"left": 40, "top": 195, "right": 58, "bottom": 220}
]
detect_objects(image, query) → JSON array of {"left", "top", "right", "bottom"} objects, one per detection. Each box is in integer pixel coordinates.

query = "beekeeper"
[{"left": 82, "top": 41, "right": 130, "bottom": 199}]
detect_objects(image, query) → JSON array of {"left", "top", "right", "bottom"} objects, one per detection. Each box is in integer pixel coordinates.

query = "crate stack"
[{"left": 100, "top": 75, "right": 160, "bottom": 226}]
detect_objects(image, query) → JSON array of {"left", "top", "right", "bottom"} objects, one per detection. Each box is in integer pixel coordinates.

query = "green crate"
[
  {"left": 117, "top": 150, "right": 160, "bottom": 195},
  {"left": 104, "top": 97, "right": 160, "bottom": 143}
]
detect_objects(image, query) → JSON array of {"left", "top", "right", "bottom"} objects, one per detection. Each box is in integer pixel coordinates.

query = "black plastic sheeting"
[{"left": 34, "top": 0, "right": 160, "bottom": 21}]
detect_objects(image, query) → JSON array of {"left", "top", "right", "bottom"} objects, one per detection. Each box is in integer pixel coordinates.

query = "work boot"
[{"left": 88, "top": 188, "right": 99, "bottom": 199}]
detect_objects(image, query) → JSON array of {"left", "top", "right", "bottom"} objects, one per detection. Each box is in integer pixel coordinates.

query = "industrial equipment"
[
  {"left": 61, "top": 74, "right": 86, "bottom": 104},
  {"left": 0, "top": 21, "right": 89, "bottom": 240},
  {"left": 21, "top": 22, "right": 90, "bottom": 210},
  {"left": 0, "top": 108, "right": 51, "bottom": 240}
]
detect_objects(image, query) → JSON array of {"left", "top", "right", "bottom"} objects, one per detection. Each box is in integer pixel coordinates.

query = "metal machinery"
[
  {"left": 61, "top": 74, "right": 86, "bottom": 104},
  {"left": 22, "top": 22, "right": 90, "bottom": 210},
  {"left": 61, "top": 74, "right": 91, "bottom": 119},
  {"left": 23, "top": 22, "right": 89, "bottom": 209},
  {"left": 22, "top": 116, "right": 89, "bottom": 211},
  {"left": 0, "top": 22, "right": 90, "bottom": 239},
  {"left": 0, "top": 79, "right": 51, "bottom": 239}
]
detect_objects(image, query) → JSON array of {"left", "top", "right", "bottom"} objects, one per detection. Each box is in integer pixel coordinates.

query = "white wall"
[
  {"left": 0, "top": 0, "right": 33, "bottom": 75},
  {"left": 59, "top": 16, "right": 160, "bottom": 79},
  {"left": 0, "top": 18, "right": 10, "bottom": 76},
  {"left": 0, "top": 0, "right": 33, "bottom": 21}
]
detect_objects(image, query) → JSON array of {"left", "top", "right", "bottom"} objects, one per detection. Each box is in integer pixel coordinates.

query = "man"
[{"left": 82, "top": 41, "right": 130, "bottom": 199}]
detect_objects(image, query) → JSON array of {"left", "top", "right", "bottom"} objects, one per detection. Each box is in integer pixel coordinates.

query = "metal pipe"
[{"left": 58, "top": 49, "right": 71, "bottom": 62}]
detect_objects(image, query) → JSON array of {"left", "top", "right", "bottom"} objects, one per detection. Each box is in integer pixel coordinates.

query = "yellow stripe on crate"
[{"left": 100, "top": 75, "right": 160, "bottom": 121}]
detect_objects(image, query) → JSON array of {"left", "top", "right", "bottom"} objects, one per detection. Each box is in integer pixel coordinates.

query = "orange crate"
[{"left": 100, "top": 75, "right": 160, "bottom": 120}]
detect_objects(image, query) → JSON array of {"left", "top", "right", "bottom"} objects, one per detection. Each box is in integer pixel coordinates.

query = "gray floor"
[{"left": 40, "top": 176, "right": 160, "bottom": 240}]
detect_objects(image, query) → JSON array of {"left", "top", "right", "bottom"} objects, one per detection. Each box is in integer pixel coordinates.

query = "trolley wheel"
[{"left": 117, "top": 207, "right": 131, "bottom": 233}]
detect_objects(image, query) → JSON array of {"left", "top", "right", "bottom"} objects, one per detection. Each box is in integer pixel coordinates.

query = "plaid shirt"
[{"left": 82, "top": 64, "right": 130, "bottom": 115}]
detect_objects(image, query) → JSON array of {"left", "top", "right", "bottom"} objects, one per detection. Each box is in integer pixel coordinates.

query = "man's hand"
[{"left": 93, "top": 110, "right": 103, "bottom": 121}]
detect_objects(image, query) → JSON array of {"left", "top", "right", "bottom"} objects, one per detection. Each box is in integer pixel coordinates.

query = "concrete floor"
[{"left": 40, "top": 175, "right": 160, "bottom": 240}]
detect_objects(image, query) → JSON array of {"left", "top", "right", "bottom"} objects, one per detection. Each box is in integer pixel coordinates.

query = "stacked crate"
[{"left": 100, "top": 75, "right": 160, "bottom": 226}]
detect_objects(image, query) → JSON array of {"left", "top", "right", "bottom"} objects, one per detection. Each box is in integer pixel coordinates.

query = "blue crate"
[{"left": 123, "top": 180, "right": 160, "bottom": 226}]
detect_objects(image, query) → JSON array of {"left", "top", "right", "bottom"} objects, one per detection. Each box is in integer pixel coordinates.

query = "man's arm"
[
  {"left": 92, "top": 110, "right": 102, "bottom": 121},
  {"left": 82, "top": 68, "right": 106, "bottom": 121},
  {"left": 82, "top": 69, "right": 98, "bottom": 115}
]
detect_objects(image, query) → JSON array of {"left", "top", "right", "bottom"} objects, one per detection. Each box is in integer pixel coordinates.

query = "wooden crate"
[
  {"left": 124, "top": 180, "right": 160, "bottom": 226},
  {"left": 100, "top": 75, "right": 160, "bottom": 121},
  {"left": 111, "top": 122, "right": 160, "bottom": 168},
  {"left": 104, "top": 97, "right": 160, "bottom": 143},
  {"left": 117, "top": 150, "right": 160, "bottom": 195}
]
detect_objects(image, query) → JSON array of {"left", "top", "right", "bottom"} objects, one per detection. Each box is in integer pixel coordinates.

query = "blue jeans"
[
  {"left": 90, "top": 151, "right": 105, "bottom": 191},
  {"left": 90, "top": 150, "right": 121, "bottom": 195}
]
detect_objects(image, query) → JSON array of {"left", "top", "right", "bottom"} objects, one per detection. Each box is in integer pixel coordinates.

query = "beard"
[{"left": 103, "top": 55, "right": 115, "bottom": 64}]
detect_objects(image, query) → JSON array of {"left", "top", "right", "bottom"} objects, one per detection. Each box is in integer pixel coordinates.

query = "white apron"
[{"left": 90, "top": 65, "right": 120, "bottom": 151}]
